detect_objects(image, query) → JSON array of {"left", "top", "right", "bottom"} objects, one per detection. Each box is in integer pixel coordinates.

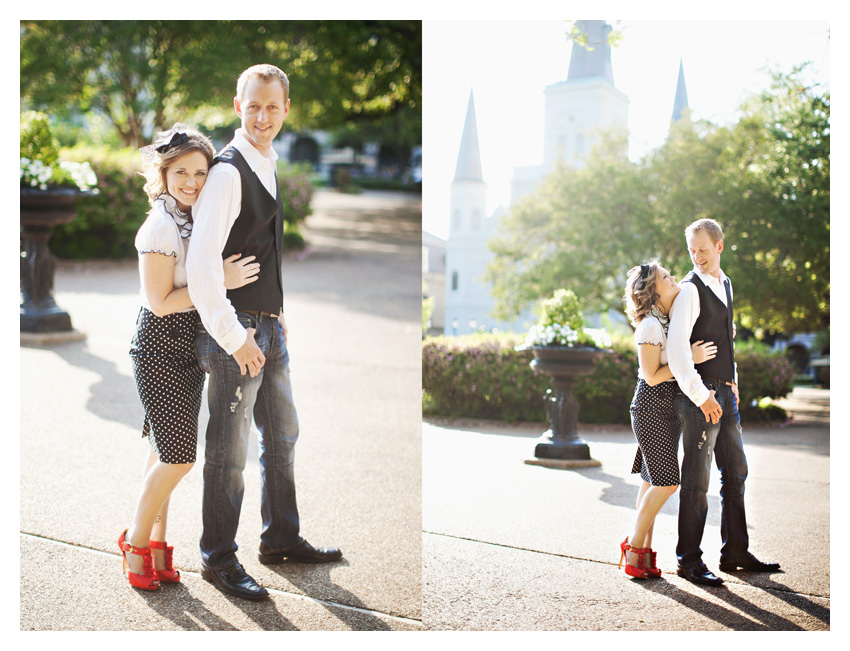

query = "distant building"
[
  {"left": 444, "top": 20, "right": 652, "bottom": 336},
  {"left": 423, "top": 231, "right": 446, "bottom": 334},
  {"left": 512, "top": 20, "right": 629, "bottom": 202}
]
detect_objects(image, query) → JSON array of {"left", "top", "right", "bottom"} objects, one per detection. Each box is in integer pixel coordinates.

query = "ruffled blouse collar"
[
  {"left": 154, "top": 193, "right": 193, "bottom": 239},
  {"left": 650, "top": 305, "right": 670, "bottom": 335}
]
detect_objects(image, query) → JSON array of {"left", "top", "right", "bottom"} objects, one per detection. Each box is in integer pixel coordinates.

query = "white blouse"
[
  {"left": 634, "top": 308, "right": 673, "bottom": 382},
  {"left": 134, "top": 194, "right": 195, "bottom": 313}
]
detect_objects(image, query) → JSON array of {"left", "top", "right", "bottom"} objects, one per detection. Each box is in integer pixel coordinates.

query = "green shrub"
[
  {"left": 422, "top": 332, "right": 637, "bottom": 424},
  {"left": 20, "top": 111, "right": 59, "bottom": 167},
  {"left": 50, "top": 145, "right": 148, "bottom": 259},
  {"left": 283, "top": 220, "right": 306, "bottom": 251},
  {"left": 734, "top": 338, "right": 795, "bottom": 422},
  {"left": 423, "top": 332, "right": 794, "bottom": 425},
  {"left": 422, "top": 333, "right": 549, "bottom": 422}
]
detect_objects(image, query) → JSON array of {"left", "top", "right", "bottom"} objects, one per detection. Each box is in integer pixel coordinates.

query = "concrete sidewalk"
[
  {"left": 20, "top": 189, "right": 423, "bottom": 631},
  {"left": 423, "top": 388, "right": 830, "bottom": 631}
]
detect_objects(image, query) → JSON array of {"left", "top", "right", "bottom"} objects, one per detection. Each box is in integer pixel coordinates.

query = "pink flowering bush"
[{"left": 277, "top": 162, "right": 314, "bottom": 225}]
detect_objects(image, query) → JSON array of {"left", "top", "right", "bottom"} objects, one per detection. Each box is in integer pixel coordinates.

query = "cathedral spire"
[
  {"left": 453, "top": 89, "right": 484, "bottom": 182},
  {"left": 567, "top": 20, "right": 615, "bottom": 85},
  {"left": 671, "top": 59, "right": 690, "bottom": 122}
]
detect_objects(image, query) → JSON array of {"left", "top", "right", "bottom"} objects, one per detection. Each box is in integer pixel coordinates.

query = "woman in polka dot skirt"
[
  {"left": 619, "top": 260, "right": 717, "bottom": 579},
  {"left": 119, "top": 125, "right": 260, "bottom": 590}
]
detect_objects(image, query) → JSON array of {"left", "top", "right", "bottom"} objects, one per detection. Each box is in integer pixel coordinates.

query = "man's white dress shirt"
[{"left": 186, "top": 129, "right": 279, "bottom": 355}]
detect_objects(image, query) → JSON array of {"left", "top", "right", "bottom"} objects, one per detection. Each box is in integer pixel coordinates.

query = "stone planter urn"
[
  {"left": 529, "top": 346, "right": 608, "bottom": 463},
  {"left": 20, "top": 187, "right": 81, "bottom": 333}
]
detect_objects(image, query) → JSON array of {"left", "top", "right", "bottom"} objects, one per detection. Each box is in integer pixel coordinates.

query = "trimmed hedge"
[
  {"left": 422, "top": 333, "right": 548, "bottom": 422},
  {"left": 734, "top": 339, "right": 796, "bottom": 422},
  {"left": 47, "top": 145, "right": 315, "bottom": 259},
  {"left": 423, "top": 333, "right": 795, "bottom": 424}
]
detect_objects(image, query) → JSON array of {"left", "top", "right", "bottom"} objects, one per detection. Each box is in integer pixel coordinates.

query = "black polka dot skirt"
[
  {"left": 129, "top": 307, "right": 205, "bottom": 464},
  {"left": 629, "top": 379, "right": 681, "bottom": 486}
]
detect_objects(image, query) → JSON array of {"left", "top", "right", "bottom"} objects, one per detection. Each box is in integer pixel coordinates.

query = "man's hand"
[
  {"left": 699, "top": 390, "right": 722, "bottom": 424},
  {"left": 731, "top": 382, "right": 739, "bottom": 405},
  {"left": 232, "top": 327, "right": 265, "bottom": 377},
  {"left": 278, "top": 313, "right": 288, "bottom": 345}
]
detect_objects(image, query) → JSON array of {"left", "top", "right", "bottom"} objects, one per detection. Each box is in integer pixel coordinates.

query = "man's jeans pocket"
[{"left": 194, "top": 325, "right": 211, "bottom": 374}]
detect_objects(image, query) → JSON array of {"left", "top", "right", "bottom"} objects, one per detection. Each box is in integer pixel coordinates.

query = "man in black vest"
[
  {"left": 667, "top": 218, "right": 779, "bottom": 586},
  {"left": 187, "top": 64, "right": 341, "bottom": 601}
]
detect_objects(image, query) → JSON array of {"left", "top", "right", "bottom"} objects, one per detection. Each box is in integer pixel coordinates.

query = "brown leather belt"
[
  {"left": 705, "top": 377, "right": 734, "bottom": 387},
  {"left": 240, "top": 310, "right": 278, "bottom": 319}
]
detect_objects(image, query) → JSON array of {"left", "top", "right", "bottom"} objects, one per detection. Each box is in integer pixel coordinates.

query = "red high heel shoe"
[
  {"left": 644, "top": 548, "right": 662, "bottom": 577},
  {"left": 149, "top": 540, "right": 180, "bottom": 583},
  {"left": 118, "top": 529, "right": 160, "bottom": 590},
  {"left": 618, "top": 537, "right": 649, "bottom": 579}
]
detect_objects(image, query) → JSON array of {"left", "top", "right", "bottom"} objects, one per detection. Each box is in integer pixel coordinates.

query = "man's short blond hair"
[
  {"left": 236, "top": 64, "right": 290, "bottom": 103},
  {"left": 685, "top": 218, "right": 723, "bottom": 244}
]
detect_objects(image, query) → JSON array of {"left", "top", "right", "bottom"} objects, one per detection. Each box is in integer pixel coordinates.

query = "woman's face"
[
  {"left": 655, "top": 266, "right": 680, "bottom": 304},
  {"left": 165, "top": 150, "right": 209, "bottom": 211}
]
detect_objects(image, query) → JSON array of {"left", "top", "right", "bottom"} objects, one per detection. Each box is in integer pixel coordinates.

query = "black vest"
[
  {"left": 684, "top": 272, "right": 735, "bottom": 383},
  {"left": 217, "top": 146, "right": 284, "bottom": 314}
]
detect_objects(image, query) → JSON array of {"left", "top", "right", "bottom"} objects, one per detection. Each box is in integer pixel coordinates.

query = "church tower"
[
  {"left": 444, "top": 90, "right": 495, "bottom": 336},
  {"left": 512, "top": 20, "right": 629, "bottom": 202}
]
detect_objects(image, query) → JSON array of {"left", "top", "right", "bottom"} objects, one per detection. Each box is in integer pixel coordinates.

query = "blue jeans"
[
  {"left": 675, "top": 380, "right": 750, "bottom": 568},
  {"left": 195, "top": 311, "right": 300, "bottom": 568}
]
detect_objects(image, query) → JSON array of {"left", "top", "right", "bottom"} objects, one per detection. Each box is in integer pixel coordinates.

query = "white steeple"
[
  {"left": 671, "top": 59, "right": 690, "bottom": 123},
  {"left": 453, "top": 89, "right": 484, "bottom": 183}
]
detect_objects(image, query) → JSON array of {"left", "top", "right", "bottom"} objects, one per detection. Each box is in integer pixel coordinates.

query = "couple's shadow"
[
  {"left": 634, "top": 572, "right": 828, "bottom": 631},
  {"left": 140, "top": 559, "right": 391, "bottom": 631},
  {"left": 579, "top": 466, "right": 719, "bottom": 524}
]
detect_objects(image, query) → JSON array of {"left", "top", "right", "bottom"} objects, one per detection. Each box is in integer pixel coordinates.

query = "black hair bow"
[{"left": 154, "top": 131, "right": 189, "bottom": 153}]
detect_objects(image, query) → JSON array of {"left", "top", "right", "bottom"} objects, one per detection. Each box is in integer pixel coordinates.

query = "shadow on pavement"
[
  {"left": 638, "top": 579, "right": 807, "bottom": 631},
  {"left": 35, "top": 339, "right": 144, "bottom": 431},
  {"left": 266, "top": 561, "right": 393, "bottom": 631},
  {"left": 730, "top": 573, "right": 830, "bottom": 627},
  {"left": 124, "top": 583, "right": 244, "bottom": 631}
]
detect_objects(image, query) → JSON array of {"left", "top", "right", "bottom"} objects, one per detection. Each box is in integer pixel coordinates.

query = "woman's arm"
[
  {"left": 637, "top": 343, "right": 674, "bottom": 386},
  {"left": 141, "top": 252, "right": 261, "bottom": 317},
  {"left": 140, "top": 253, "right": 193, "bottom": 317},
  {"left": 638, "top": 340, "right": 718, "bottom": 387}
]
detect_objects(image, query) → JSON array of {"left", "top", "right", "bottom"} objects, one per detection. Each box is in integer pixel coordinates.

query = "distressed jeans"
[
  {"left": 195, "top": 311, "right": 300, "bottom": 569},
  {"left": 675, "top": 380, "right": 750, "bottom": 568}
]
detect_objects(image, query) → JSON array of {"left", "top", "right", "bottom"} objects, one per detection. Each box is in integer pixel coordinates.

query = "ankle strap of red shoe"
[{"left": 122, "top": 541, "right": 150, "bottom": 555}]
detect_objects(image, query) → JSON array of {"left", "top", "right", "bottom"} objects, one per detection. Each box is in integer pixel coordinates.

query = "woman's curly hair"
[{"left": 624, "top": 259, "right": 661, "bottom": 326}]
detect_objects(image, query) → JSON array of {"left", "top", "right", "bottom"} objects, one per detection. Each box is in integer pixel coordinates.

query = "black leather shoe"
[
  {"left": 258, "top": 538, "right": 342, "bottom": 565},
  {"left": 719, "top": 553, "right": 781, "bottom": 573},
  {"left": 677, "top": 563, "right": 724, "bottom": 586},
  {"left": 201, "top": 560, "right": 269, "bottom": 600}
]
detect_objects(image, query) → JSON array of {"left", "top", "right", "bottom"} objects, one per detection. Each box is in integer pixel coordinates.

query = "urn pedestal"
[
  {"left": 528, "top": 346, "right": 606, "bottom": 465},
  {"left": 20, "top": 188, "right": 80, "bottom": 334}
]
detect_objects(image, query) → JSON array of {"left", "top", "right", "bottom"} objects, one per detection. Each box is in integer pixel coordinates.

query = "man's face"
[
  {"left": 686, "top": 229, "right": 724, "bottom": 278},
  {"left": 235, "top": 77, "right": 290, "bottom": 155}
]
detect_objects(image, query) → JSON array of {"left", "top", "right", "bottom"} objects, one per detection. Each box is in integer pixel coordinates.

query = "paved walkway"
[
  {"left": 423, "top": 388, "right": 831, "bottom": 631},
  {"left": 20, "top": 189, "right": 423, "bottom": 631}
]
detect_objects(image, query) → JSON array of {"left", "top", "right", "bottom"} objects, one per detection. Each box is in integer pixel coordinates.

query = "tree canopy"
[
  {"left": 21, "top": 20, "right": 421, "bottom": 149},
  {"left": 485, "top": 66, "right": 829, "bottom": 336}
]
